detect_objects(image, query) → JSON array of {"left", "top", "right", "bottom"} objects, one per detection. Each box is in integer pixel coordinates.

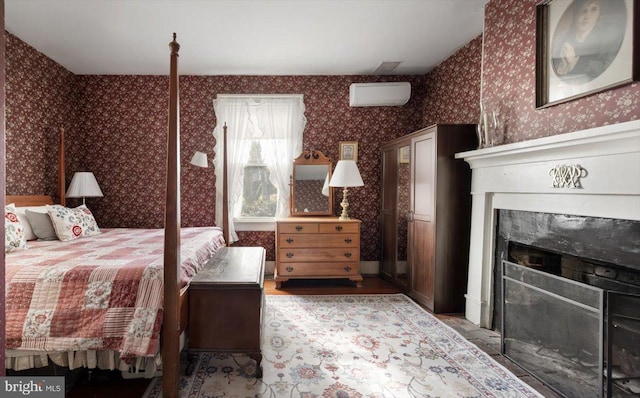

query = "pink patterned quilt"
[{"left": 5, "top": 227, "right": 225, "bottom": 360}]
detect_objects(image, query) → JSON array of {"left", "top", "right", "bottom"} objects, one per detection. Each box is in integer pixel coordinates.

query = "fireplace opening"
[
  {"left": 507, "top": 241, "right": 640, "bottom": 295},
  {"left": 495, "top": 210, "right": 640, "bottom": 398}
]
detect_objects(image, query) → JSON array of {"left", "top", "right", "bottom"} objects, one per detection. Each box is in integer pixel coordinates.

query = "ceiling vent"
[{"left": 349, "top": 82, "right": 411, "bottom": 107}]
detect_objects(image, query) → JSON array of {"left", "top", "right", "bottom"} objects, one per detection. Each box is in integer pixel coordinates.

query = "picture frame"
[
  {"left": 399, "top": 145, "right": 410, "bottom": 164},
  {"left": 339, "top": 141, "right": 358, "bottom": 162},
  {"left": 535, "top": 0, "right": 639, "bottom": 108}
]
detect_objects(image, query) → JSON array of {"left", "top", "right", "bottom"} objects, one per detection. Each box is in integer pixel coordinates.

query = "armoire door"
[{"left": 409, "top": 132, "right": 436, "bottom": 310}]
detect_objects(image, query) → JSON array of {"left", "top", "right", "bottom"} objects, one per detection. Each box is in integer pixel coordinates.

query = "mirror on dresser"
[{"left": 290, "top": 150, "right": 333, "bottom": 216}]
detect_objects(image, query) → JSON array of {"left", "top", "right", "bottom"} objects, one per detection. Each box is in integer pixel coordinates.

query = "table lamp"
[
  {"left": 66, "top": 172, "right": 104, "bottom": 205},
  {"left": 329, "top": 160, "right": 364, "bottom": 220}
]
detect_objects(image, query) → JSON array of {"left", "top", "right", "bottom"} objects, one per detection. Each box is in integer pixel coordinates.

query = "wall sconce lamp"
[
  {"left": 190, "top": 151, "right": 208, "bottom": 168},
  {"left": 329, "top": 160, "right": 364, "bottom": 220},
  {"left": 66, "top": 172, "right": 104, "bottom": 205}
]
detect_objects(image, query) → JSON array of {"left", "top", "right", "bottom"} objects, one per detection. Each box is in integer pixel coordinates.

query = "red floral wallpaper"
[
  {"left": 423, "top": 35, "right": 483, "bottom": 126},
  {"left": 482, "top": 0, "right": 639, "bottom": 144},
  {"left": 5, "top": 32, "right": 77, "bottom": 203},
  {"left": 74, "top": 74, "right": 426, "bottom": 261}
]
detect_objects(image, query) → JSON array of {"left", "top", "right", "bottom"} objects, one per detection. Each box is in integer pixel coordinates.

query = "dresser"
[
  {"left": 188, "top": 246, "right": 265, "bottom": 377},
  {"left": 275, "top": 217, "right": 362, "bottom": 288}
]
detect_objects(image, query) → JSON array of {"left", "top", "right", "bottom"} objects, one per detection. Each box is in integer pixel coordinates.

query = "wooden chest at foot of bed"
[{"left": 187, "top": 246, "right": 266, "bottom": 378}]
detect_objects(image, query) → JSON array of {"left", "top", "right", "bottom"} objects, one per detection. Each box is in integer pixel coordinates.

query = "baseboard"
[
  {"left": 265, "top": 260, "right": 275, "bottom": 274},
  {"left": 360, "top": 261, "right": 379, "bottom": 275}
]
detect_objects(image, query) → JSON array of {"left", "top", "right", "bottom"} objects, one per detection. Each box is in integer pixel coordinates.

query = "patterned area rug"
[{"left": 145, "top": 294, "right": 542, "bottom": 397}]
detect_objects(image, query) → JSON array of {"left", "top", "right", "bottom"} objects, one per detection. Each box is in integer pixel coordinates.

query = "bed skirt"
[{"left": 6, "top": 349, "right": 162, "bottom": 378}]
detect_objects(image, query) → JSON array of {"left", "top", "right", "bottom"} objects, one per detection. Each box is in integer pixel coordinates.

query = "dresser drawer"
[
  {"left": 278, "top": 223, "right": 319, "bottom": 234},
  {"left": 318, "top": 222, "right": 359, "bottom": 234},
  {"left": 278, "top": 248, "right": 360, "bottom": 263},
  {"left": 278, "top": 262, "right": 359, "bottom": 276},
  {"left": 278, "top": 233, "right": 359, "bottom": 248}
]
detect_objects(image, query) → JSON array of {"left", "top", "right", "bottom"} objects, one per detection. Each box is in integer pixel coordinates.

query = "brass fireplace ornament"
[{"left": 549, "top": 164, "right": 587, "bottom": 188}]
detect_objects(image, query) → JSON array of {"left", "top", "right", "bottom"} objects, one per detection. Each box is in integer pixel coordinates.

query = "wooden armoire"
[{"left": 380, "top": 124, "right": 476, "bottom": 313}]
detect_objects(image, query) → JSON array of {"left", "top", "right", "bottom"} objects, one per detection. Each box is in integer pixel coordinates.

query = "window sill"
[{"left": 234, "top": 218, "right": 276, "bottom": 232}]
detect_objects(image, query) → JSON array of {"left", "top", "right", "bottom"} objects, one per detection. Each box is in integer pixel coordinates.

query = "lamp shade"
[
  {"left": 329, "top": 160, "right": 364, "bottom": 188},
  {"left": 321, "top": 173, "right": 330, "bottom": 197},
  {"left": 190, "top": 151, "right": 208, "bottom": 168},
  {"left": 66, "top": 172, "right": 103, "bottom": 198}
]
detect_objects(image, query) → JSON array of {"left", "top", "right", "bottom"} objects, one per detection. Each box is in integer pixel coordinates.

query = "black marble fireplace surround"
[{"left": 494, "top": 210, "right": 640, "bottom": 398}]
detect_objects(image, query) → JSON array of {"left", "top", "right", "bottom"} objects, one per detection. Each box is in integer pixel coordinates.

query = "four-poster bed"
[{"left": 4, "top": 34, "right": 231, "bottom": 397}]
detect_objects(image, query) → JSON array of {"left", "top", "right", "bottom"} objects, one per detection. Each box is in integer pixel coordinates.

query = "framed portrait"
[
  {"left": 536, "top": 0, "right": 639, "bottom": 108},
  {"left": 339, "top": 141, "right": 358, "bottom": 162},
  {"left": 399, "top": 145, "right": 410, "bottom": 164}
]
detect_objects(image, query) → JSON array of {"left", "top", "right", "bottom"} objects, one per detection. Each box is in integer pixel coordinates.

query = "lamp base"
[{"left": 338, "top": 187, "right": 351, "bottom": 220}]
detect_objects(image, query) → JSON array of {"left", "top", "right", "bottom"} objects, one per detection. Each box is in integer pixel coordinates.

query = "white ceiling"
[{"left": 5, "top": 0, "right": 488, "bottom": 76}]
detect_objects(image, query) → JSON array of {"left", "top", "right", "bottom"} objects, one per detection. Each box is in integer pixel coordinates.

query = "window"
[
  {"left": 213, "top": 95, "right": 306, "bottom": 243},
  {"left": 242, "top": 142, "right": 277, "bottom": 217}
]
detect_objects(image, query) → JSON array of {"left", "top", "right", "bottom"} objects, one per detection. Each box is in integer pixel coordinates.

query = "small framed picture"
[
  {"left": 339, "top": 141, "right": 358, "bottom": 162},
  {"left": 399, "top": 145, "right": 410, "bottom": 164},
  {"left": 535, "top": 0, "right": 638, "bottom": 108}
]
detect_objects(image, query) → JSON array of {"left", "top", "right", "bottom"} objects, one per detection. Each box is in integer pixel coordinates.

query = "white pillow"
[
  {"left": 16, "top": 206, "right": 48, "bottom": 241},
  {"left": 46, "top": 204, "right": 101, "bottom": 242},
  {"left": 5, "top": 203, "right": 28, "bottom": 252}
]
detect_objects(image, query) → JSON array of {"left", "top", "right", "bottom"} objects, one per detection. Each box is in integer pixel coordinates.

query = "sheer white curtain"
[{"left": 213, "top": 95, "right": 305, "bottom": 244}]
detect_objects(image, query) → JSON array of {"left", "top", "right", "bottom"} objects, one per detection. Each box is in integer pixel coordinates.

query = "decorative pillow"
[
  {"left": 5, "top": 203, "right": 28, "bottom": 252},
  {"left": 16, "top": 210, "right": 36, "bottom": 241},
  {"left": 16, "top": 206, "right": 48, "bottom": 241},
  {"left": 46, "top": 204, "right": 101, "bottom": 242},
  {"left": 25, "top": 209, "right": 58, "bottom": 241}
]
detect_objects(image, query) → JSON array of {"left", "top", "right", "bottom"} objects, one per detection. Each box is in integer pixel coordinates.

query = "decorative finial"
[{"left": 169, "top": 33, "right": 180, "bottom": 54}]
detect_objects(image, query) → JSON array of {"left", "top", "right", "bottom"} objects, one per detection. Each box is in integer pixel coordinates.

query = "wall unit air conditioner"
[{"left": 349, "top": 82, "right": 411, "bottom": 107}]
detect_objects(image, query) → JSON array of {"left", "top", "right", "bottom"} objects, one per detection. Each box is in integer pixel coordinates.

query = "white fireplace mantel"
[{"left": 456, "top": 120, "right": 640, "bottom": 328}]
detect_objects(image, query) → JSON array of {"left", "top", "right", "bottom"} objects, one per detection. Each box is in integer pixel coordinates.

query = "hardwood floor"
[{"left": 63, "top": 275, "right": 560, "bottom": 397}]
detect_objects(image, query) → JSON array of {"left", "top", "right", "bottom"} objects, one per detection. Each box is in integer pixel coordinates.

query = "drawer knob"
[
  {"left": 295, "top": 225, "right": 303, "bottom": 231},
  {"left": 344, "top": 238, "right": 352, "bottom": 244},
  {"left": 335, "top": 225, "right": 343, "bottom": 231},
  {"left": 286, "top": 238, "right": 294, "bottom": 243},
  {"left": 286, "top": 266, "right": 294, "bottom": 272},
  {"left": 286, "top": 252, "right": 294, "bottom": 258},
  {"left": 344, "top": 252, "right": 352, "bottom": 258},
  {"left": 344, "top": 266, "right": 352, "bottom": 272}
]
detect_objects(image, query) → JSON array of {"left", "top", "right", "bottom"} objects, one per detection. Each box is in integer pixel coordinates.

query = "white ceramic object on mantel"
[{"left": 455, "top": 120, "right": 640, "bottom": 328}]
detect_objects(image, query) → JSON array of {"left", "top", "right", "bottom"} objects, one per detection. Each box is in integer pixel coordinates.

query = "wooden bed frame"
[{"left": 6, "top": 34, "right": 229, "bottom": 398}]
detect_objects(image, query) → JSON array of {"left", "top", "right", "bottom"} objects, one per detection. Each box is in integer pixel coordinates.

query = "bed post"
[
  {"left": 163, "top": 32, "right": 181, "bottom": 398},
  {"left": 59, "top": 127, "right": 65, "bottom": 206},
  {"left": 222, "top": 123, "right": 230, "bottom": 246},
  {"left": 0, "top": 0, "right": 6, "bottom": 377}
]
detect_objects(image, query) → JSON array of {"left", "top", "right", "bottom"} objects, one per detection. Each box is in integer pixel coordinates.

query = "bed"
[
  {"left": 4, "top": 34, "right": 226, "bottom": 397},
  {"left": 4, "top": 224, "right": 225, "bottom": 375}
]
